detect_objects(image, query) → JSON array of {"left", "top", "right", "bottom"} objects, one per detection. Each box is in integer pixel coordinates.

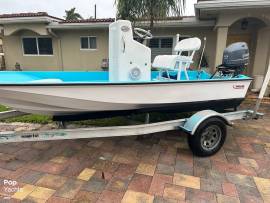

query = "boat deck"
[{"left": 0, "top": 71, "right": 251, "bottom": 84}]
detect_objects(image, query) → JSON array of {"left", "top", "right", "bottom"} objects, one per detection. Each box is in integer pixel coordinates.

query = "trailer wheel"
[{"left": 188, "top": 117, "right": 227, "bottom": 157}]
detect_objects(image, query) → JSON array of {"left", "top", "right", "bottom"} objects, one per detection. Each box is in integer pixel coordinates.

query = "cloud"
[{"left": 0, "top": 0, "right": 196, "bottom": 19}]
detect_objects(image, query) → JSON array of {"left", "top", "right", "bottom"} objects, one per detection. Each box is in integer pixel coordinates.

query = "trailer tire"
[{"left": 188, "top": 117, "right": 227, "bottom": 157}]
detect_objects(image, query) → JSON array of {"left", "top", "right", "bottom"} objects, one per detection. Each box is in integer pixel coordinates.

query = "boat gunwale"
[{"left": 0, "top": 78, "right": 253, "bottom": 86}]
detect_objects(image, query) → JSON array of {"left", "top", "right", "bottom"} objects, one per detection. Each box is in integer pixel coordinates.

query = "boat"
[{"left": 0, "top": 20, "right": 252, "bottom": 121}]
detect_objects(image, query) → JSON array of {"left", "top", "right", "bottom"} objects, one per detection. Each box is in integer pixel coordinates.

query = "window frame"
[
  {"left": 80, "top": 36, "right": 97, "bottom": 51},
  {"left": 22, "top": 36, "right": 54, "bottom": 56},
  {"left": 149, "top": 37, "right": 174, "bottom": 49},
  {"left": 149, "top": 38, "right": 160, "bottom": 48},
  {"left": 160, "top": 38, "right": 174, "bottom": 48}
]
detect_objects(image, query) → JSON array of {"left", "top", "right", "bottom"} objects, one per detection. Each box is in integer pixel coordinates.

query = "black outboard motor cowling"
[{"left": 218, "top": 42, "right": 249, "bottom": 77}]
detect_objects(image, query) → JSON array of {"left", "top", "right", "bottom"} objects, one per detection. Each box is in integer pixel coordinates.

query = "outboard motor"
[{"left": 217, "top": 42, "right": 249, "bottom": 77}]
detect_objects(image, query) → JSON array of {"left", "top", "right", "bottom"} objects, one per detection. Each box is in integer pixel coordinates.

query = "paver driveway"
[{"left": 0, "top": 102, "right": 269, "bottom": 203}]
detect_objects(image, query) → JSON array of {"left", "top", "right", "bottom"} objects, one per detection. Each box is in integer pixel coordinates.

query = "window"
[
  {"left": 38, "top": 38, "right": 53, "bottom": 55},
  {"left": 80, "top": 37, "right": 97, "bottom": 50},
  {"left": 22, "top": 37, "right": 53, "bottom": 55},
  {"left": 149, "top": 38, "right": 173, "bottom": 49},
  {"left": 149, "top": 38, "right": 159, "bottom": 48},
  {"left": 22, "top": 38, "right": 38, "bottom": 55},
  {"left": 81, "top": 37, "right": 89, "bottom": 49},
  {"left": 161, "top": 38, "right": 173, "bottom": 48}
]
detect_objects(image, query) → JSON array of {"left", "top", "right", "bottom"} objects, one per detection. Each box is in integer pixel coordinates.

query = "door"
[{"left": 227, "top": 34, "right": 251, "bottom": 46}]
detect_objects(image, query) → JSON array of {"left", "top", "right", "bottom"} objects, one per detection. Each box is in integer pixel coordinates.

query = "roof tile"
[
  {"left": 0, "top": 12, "right": 114, "bottom": 24},
  {"left": 0, "top": 12, "right": 63, "bottom": 21},
  {"left": 60, "top": 18, "right": 115, "bottom": 24}
]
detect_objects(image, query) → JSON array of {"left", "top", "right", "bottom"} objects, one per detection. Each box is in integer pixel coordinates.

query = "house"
[
  {"left": 0, "top": 0, "right": 269, "bottom": 80},
  {"left": 0, "top": 12, "right": 114, "bottom": 71}
]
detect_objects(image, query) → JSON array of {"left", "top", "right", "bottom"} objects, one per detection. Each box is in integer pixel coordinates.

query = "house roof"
[
  {"left": 0, "top": 12, "right": 115, "bottom": 28},
  {"left": 0, "top": 12, "right": 214, "bottom": 30},
  {"left": 48, "top": 18, "right": 116, "bottom": 29},
  {"left": 0, "top": 12, "right": 63, "bottom": 21},
  {"left": 195, "top": 0, "right": 270, "bottom": 19},
  {"left": 0, "top": 12, "right": 115, "bottom": 24},
  {"left": 137, "top": 16, "right": 215, "bottom": 28},
  {"left": 60, "top": 18, "right": 115, "bottom": 24},
  {"left": 195, "top": 0, "right": 270, "bottom": 10}
]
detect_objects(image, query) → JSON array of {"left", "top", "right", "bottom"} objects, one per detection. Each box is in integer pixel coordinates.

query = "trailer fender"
[{"left": 180, "top": 110, "right": 232, "bottom": 135}]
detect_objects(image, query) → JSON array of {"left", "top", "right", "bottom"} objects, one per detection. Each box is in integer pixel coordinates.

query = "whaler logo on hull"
[{"left": 233, "top": 85, "right": 245, "bottom": 89}]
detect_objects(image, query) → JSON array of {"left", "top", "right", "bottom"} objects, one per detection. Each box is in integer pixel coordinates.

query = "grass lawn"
[
  {"left": 5, "top": 114, "right": 53, "bottom": 124},
  {"left": 0, "top": 104, "right": 9, "bottom": 112},
  {"left": 0, "top": 104, "right": 132, "bottom": 125},
  {"left": 0, "top": 104, "right": 52, "bottom": 124}
]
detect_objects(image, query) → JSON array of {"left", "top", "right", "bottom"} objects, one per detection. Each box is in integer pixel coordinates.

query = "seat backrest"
[{"left": 174, "top": 37, "right": 201, "bottom": 52}]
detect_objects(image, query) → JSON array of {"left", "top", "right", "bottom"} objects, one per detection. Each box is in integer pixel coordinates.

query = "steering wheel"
[{"left": 134, "top": 28, "right": 153, "bottom": 40}]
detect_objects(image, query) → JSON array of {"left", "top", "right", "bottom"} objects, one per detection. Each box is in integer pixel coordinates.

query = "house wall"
[
  {"left": 2, "top": 25, "right": 217, "bottom": 71},
  {"left": 0, "top": 38, "right": 2, "bottom": 53},
  {"left": 0, "top": 38, "right": 3, "bottom": 69},
  {"left": 2, "top": 27, "right": 109, "bottom": 71},
  {"left": 55, "top": 29, "right": 109, "bottom": 71},
  {"left": 253, "top": 27, "right": 270, "bottom": 76},
  {"left": 4, "top": 23, "right": 48, "bottom": 36},
  {"left": 3, "top": 30, "right": 60, "bottom": 70},
  {"left": 216, "top": 9, "right": 270, "bottom": 28}
]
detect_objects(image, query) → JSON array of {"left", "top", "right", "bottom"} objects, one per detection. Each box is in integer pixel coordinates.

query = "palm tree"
[
  {"left": 64, "top": 8, "right": 83, "bottom": 20},
  {"left": 115, "top": 0, "right": 186, "bottom": 30},
  {"left": 115, "top": 0, "right": 144, "bottom": 22}
]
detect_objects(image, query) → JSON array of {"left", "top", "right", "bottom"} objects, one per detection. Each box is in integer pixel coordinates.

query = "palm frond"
[
  {"left": 64, "top": 7, "right": 84, "bottom": 20},
  {"left": 115, "top": 0, "right": 186, "bottom": 29}
]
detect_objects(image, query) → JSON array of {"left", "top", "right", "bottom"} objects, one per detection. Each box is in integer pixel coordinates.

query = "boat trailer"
[{"left": 0, "top": 64, "right": 269, "bottom": 157}]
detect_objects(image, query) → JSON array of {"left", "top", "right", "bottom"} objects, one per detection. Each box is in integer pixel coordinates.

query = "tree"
[
  {"left": 115, "top": 0, "right": 144, "bottom": 23},
  {"left": 64, "top": 8, "right": 83, "bottom": 20},
  {"left": 115, "top": 0, "right": 186, "bottom": 30}
]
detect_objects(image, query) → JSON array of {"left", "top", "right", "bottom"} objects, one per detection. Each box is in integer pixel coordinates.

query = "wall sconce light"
[{"left": 241, "top": 19, "right": 249, "bottom": 30}]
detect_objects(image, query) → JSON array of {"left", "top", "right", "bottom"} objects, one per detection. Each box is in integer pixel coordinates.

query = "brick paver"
[
  {"left": 0, "top": 102, "right": 269, "bottom": 202},
  {"left": 77, "top": 168, "right": 96, "bottom": 181},
  {"left": 122, "top": 190, "right": 154, "bottom": 203},
  {"left": 29, "top": 186, "right": 55, "bottom": 201},
  {"left": 173, "top": 173, "right": 200, "bottom": 190},
  {"left": 163, "top": 184, "right": 185, "bottom": 201}
]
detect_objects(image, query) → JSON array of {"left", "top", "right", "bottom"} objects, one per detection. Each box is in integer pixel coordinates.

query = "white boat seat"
[
  {"left": 153, "top": 37, "right": 201, "bottom": 80},
  {"left": 152, "top": 55, "right": 192, "bottom": 70},
  {"left": 174, "top": 37, "right": 201, "bottom": 52}
]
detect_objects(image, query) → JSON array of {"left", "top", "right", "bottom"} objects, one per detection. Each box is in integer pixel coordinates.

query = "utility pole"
[{"left": 94, "top": 4, "right": 97, "bottom": 19}]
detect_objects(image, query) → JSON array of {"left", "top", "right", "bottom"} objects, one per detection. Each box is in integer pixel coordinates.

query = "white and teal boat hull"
[{"left": 0, "top": 71, "right": 252, "bottom": 121}]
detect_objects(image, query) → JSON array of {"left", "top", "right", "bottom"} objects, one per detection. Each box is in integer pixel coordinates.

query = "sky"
[{"left": 0, "top": 0, "right": 197, "bottom": 19}]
